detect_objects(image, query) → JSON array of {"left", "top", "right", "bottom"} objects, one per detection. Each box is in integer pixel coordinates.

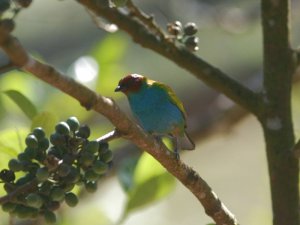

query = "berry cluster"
[
  {"left": 0, "top": 117, "right": 112, "bottom": 223},
  {"left": 167, "top": 21, "right": 199, "bottom": 51},
  {"left": 0, "top": 0, "right": 33, "bottom": 34},
  {"left": 0, "top": 0, "right": 32, "bottom": 12}
]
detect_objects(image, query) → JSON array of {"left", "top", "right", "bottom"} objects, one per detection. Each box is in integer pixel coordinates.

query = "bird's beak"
[{"left": 115, "top": 85, "right": 122, "bottom": 92}]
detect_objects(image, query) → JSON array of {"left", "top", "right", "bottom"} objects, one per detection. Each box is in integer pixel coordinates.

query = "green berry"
[
  {"left": 50, "top": 187, "right": 65, "bottom": 202},
  {"left": 55, "top": 122, "right": 70, "bottom": 135},
  {"left": 18, "top": 152, "right": 31, "bottom": 162},
  {"left": 65, "top": 192, "right": 78, "bottom": 207},
  {"left": 38, "top": 137, "right": 50, "bottom": 151},
  {"left": 0, "top": 19, "right": 15, "bottom": 33},
  {"left": 76, "top": 125, "right": 90, "bottom": 139},
  {"left": 57, "top": 163, "right": 71, "bottom": 177},
  {"left": 80, "top": 151, "right": 95, "bottom": 167},
  {"left": 101, "top": 150, "right": 113, "bottom": 163},
  {"left": 50, "top": 133, "right": 65, "bottom": 146},
  {"left": 92, "top": 160, "right": 108, "bottom": 175},
  {"left": 16, "top": 0, "right": 32, "bottom": 8},
  {"left": 85, "top": 169, "right": 99, "bottom": 181},
  {"left": 24, "top": 147, "right": 37, "bottom": 159},
  {"left": 183, "top": 22, "right": 198, "bottom": 36},
  {"left": 2, "top": 202, "right": 16, "bottom": 212},
  {"left": 25, "top": 134, "right": 39, "bottom": 149},
  {"left": 35, "top": 151, "right": 46, "bottom": 162},
  {"left": 47, "top": 201, "right": 60, "bottom": 211},
  {"left": 16, "top": 173, "right": 34, "bottom": 186},
  {"left": 86, "top": 141, "right": 99, "bottom": 153},
  {"left": 184, "top": 36, "right": 199, "bottom": 51},
  {"left": 85, "top": 181, "right": 97, "bottom": 193},
  {"left": 62, "top": 183, "right": 75, "bottom": 192},
  {"left": 174, "top": 21, "right": 182, "bottom": 29},
  {"left": 26, "top": 193, "right": 43, "bottom": 208},
  {"left": 64, "top": 166, "right": 80, "bottom": 183},
  {"left": 47, "top": 147, "right": 63, "bottom": 159},
  {"left": 15, "top": 205, "right": 33, "bottom": 219},
  {"left": 0, "top": 169, "right": 15, "bottom": 182},
  {"left": 39, "top": 181, "right": 52, "bottom": 195},
  {"left": 36, "top": 167, "right": 49, "bottom": 182},
  {"left": 98, "top": 142, "right": 109, "bottom": 154},
  {"left": 4, "top": 183, "right": 16, "bottom": 193},
  {"left": 66, "top": 116, "right": 80, "bottom": 132},
  {"left": 26, "top": 162, "right": 40, "bottom": 174},
  {"left": 44, "top": 210, "right": 57, "bottom": 224},
  {"left": 0, "top": 0, "right": 10, "bottom": 13},
  {"left": 8, "top": 159, "right": 23, "bottom": 172},
  {"left": 33, "top": 127, "right": 46, "bottom": 140}
]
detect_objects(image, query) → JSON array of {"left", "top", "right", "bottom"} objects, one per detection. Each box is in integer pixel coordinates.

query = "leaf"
[
  {"left": 0, "top": 128, "right": 28, "bottom": 158},
  {"left": 3, "top": 90, "right": 38, "bottom": 120},
  {"left": 117, "top": 157, "right": 139, "bottom": 192},
  {"left": 91, "top": 33, "right": 128, "bottom": 65},
  {"left": 31, "top": 111, "right": 58, "bottom": 136},
  {"left": 126, "top": 173, "right": 175, "bottom": 213},
  {"left": 42, "top": 93, "right": 93, "bottom": 123},
  {"left": 122, "top": 153, "right": 176, "bottom": 219},
  {"left": 90, "top": 34, "right": 128, "bottom": 96}
]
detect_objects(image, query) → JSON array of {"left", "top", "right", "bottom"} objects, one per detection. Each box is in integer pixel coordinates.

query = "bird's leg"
[
  {"left": 153, "top": 135, "right": 162, "bottom": 144},
  {"left": 170, "top": 135, "right": 180, "bottom": 160}
]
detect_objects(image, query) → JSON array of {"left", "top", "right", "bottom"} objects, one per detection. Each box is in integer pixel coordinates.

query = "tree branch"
[
  {"left": 77, "top": 0, "right": 262, "bottom": 116},
  {"left": 261, "top": 0, "right": 299, "bottom": 224},
  {"left": 0, "top": 33, "right": 238, "bottom": 224}
]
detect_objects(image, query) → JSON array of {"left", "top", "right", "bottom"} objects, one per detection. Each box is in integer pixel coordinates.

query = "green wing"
[{"left": 149, "top": 80, "right": 187, "bottom": 120}]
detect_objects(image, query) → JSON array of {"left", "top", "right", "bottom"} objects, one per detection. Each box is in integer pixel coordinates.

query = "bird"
[{"left": 115, "top": 74, "right": 195, "bottom": 159}]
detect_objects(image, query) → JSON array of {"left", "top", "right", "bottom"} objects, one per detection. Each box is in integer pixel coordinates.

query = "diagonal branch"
[
  {"left": 77, "top": 0, "right": 262, "bottom": 116},
  {"left": 0, "top": 33, "right": 238, "bottom": 225}
]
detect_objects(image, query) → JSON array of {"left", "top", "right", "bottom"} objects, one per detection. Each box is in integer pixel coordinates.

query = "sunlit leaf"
[
  {"left": 31, "top": 111, "right": 58, "bottom": 136},
  {"left": 122, "top": 153, "right": 176, "bottom": 219},
  {"left": 42, "top": 93, "right": 93, "bottom": 123},
  {"left": 91, "top": 34, "right": 128, "bottom": 65},
  {"left": 91, "top": 34, "right": 128, "bottom": 96},
  {"left": 0, "top": 128, "right": 28, "bottom": 159},
  {"left": 3, "top": 90, "right": 38, "bottom": 120}
]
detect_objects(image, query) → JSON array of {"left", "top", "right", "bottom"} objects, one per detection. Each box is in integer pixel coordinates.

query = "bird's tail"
[{"left": 178, "top": 131, "right": 195, "bottom": 150}]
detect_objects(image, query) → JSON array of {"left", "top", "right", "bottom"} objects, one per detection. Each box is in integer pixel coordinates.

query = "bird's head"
[{"left": 115, "top": 74, "right": 146, "bottom": 95}]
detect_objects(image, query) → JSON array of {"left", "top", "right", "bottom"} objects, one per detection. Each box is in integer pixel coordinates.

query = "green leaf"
[
  {"left": 122, "top": 153, "right": 176, "bottom": 219},
  {"left": 31, "top": 111, "right": 58, "bottom": 136},
  {"left": 90, "top": 34, "right": 128, "bottom": 96},
  {"left": 0, "top": 128, "right": 28, "bottom": 166},
  {"left": 3, "top": 90, "right": 38, "bottom": 120},
  {"left": 43, "top": 93, "right": 93, "bottom": 123},
  {"left": 117, "top": 157, "right": 139, "bottom": 192},
  {"left": 91, "top": 34, "right": 128, "bottom": 65}
]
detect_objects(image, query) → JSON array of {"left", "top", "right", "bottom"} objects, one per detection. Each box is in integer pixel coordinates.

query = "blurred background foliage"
[{"left": 0, "top": 0, "right": 300, "bottom": 224}]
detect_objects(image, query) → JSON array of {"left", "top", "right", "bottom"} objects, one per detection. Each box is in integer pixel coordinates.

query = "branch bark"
[
  {"left": 0, "top": 34, "right": 238, "bottom": 225},
  {"left": 261, "top": 0, "right": 299, "bottom": 224},
  {"left": 77, "top": 0, "right": 262, "bottom": 116}
]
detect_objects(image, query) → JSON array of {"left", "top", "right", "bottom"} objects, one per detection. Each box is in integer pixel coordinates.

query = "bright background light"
[{"left": 74, "top": 56, "right": 99, "bottom": 83}]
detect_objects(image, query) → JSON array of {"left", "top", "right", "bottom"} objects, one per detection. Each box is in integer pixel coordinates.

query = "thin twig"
[
  {"left": 0, "top": 179, "right": 38, "bottom": 205},
  {"left": 126, "top": 0, "right": 165, "bottom": 40},
  {"left": 86, "top": 8, "right": 118, "bottom": 33},
  {"left": 96, "top": 129, "right": 121, "bottom": 142}
]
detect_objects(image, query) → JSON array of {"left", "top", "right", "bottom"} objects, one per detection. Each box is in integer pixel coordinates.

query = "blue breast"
[{"left": 127, "top": 85, "right": 185, "bottom": 135}]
